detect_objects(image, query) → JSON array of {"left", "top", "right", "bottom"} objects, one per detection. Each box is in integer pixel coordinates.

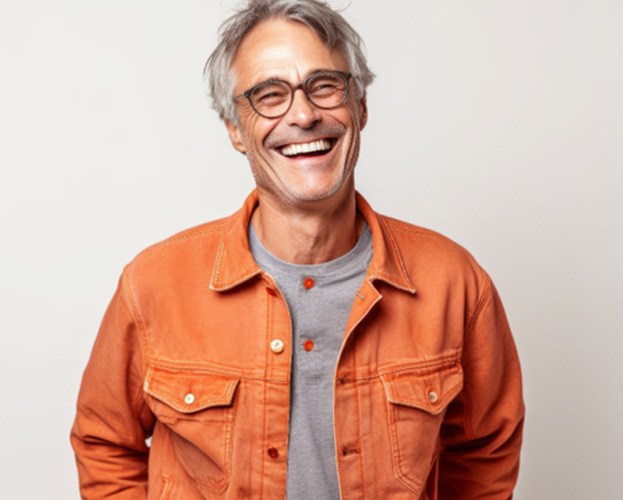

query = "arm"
[
  {"left": 438, "top": 275, "right": 525, "bottom": 499},
  {"left": 71, "top": 271, "right": 155, "bottom": 499}
]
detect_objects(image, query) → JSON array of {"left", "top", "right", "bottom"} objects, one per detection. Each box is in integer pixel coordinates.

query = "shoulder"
[
  {"left": 122, "top": 216, "right": 230, "bottom": 281},
  {"left": 377, "top": 213, "right": 489, "bottom": 291},
  {"left": 380, "top": 214, "right": 480, "bottom": 266}
]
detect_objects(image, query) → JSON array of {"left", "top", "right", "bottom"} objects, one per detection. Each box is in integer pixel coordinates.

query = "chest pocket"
[
  {"left": 380, "top": 362, "right": 463, "bottom": 496},
  {"left": 144, "top": 365, "right": 240, "bottom": 494}
]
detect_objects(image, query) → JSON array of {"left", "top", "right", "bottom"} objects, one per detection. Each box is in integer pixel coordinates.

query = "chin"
[{"left": 285, "top": 177, "right": 350, "bottom": 205}]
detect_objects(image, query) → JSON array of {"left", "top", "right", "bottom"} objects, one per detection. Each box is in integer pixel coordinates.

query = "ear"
[
  {"left": 225, "top": 119, "right": 247, "bottom": 154},
  {"left": 358, "top": 95, "right": 368, "bottom": 130}
]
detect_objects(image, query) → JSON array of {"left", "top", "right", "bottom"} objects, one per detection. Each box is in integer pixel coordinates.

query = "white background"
[{"left": 2, "top": 1, "right": 622, "bottom": 498}]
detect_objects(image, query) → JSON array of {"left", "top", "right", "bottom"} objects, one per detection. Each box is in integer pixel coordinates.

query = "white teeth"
[{"left": 281, "top": 139, "right": 331, "bottom": 157}]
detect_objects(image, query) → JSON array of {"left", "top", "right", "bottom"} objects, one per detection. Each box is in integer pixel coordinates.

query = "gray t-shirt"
[{"left": 249, "top": 223, "right": 372, "bottom": 499}]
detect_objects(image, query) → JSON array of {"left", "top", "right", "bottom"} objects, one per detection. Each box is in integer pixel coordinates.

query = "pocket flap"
[
  {"left": 144, "top": 365, "right": 240, "bottom": 413},
  {"left": 381, "top": 364, "right": 463, "bottom": 415}
]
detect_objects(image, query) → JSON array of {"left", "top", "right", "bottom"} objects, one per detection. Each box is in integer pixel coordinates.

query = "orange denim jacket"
[{"left": 71, "top": 191, "right": 524, "bottom": 499}]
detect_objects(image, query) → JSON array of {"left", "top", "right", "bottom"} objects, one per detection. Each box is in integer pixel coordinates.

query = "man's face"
[{"left": 226, "top": 18, "right": 367, "bottom": 208}]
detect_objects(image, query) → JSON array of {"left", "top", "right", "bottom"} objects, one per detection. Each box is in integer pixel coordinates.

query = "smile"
[{"left": 280, "top": 139, "right": 333, "bottom": 157}]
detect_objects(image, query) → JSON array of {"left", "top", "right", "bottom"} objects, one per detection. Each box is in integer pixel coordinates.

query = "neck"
[{"left": 251, "top": 189, "right": 362, "bottom": 265}]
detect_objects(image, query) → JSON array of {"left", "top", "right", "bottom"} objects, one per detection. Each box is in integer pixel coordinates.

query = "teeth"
[{"left": 281, "top": 139, "right": 331, "bottom": 157}]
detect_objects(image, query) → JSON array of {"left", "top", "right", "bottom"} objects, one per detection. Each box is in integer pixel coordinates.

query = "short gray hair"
[{"left": 204, "top": 0, "right": 375, "bottom": 123}]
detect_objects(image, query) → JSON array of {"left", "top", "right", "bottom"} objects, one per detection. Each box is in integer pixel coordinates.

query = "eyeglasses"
[{"left": 234, "top": 70, "right": 352, "bottom": 119}]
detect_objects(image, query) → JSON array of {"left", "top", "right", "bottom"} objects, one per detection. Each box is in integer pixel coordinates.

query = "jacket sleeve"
[
  {"left": 438, "top": 275, "right": 525, "bottom": 499},
  {"left": 71, "top": 271, "right": 155, "bottom": 499}
]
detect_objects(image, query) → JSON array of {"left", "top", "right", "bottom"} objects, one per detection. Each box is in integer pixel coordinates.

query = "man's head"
[
  {"left": 205, "top": 0, "right": 374, "bottom": 124},
  {"left": 205, "top": 0, "right": 374, "bottom": 207}
]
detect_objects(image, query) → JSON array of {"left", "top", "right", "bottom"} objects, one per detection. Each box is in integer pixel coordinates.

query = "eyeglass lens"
[{"left": 248, "top": 71, "right": 349, "bottom": 118}]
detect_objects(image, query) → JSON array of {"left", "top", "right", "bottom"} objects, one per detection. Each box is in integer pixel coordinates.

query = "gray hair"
[{"left": 204, "top": 0, "right": 375, "bottom": 123}]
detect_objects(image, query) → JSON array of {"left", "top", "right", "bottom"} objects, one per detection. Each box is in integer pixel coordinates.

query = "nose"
[{"left": 284, "top": 88, "right": 322, "bottom": 129}]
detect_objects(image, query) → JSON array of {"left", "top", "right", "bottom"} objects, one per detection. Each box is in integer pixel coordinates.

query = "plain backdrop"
[{"left": 1, "top": 1, "right": 622, "bottom": 498}]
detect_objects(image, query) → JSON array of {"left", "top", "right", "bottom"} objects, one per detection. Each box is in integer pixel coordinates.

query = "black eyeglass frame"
[{"left": 234, "top": 70, "right": 352, "bottom": 119}]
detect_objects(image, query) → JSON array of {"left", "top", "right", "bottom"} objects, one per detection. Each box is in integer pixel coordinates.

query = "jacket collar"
[{"left": 209, "top": 190, "right": 416, "bottom": 294}]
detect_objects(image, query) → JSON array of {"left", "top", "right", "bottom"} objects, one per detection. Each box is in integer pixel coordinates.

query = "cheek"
[{"left": 236, "top": 112, "right": 264, "bottom": 144}]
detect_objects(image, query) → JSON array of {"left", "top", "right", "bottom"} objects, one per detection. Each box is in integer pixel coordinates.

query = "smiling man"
[{"left": 71, "top": 1, "right": 524, "bottom": 498}]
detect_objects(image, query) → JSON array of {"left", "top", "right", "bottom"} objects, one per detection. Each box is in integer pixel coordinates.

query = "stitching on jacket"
[
  {"left": 259, "top": 274, "right": 271, "bottom": 500},
  {"left": 211, "top": 241, "right": 225, "bottom": 286},
  {"left": 121, "top": 269, "right": 153, "bottom": 423},
  {"left": 377, "top": 351, "right": 463, "bottom": 377},
  {"left": 151, "top": 393, "right": 235, "bottom": 411},
  {"left": 128, "top": 221, "right": 226, "bottom": 269},
  {"left": 149, "top": 222, "right": 224, "bottom": 248},
  {"left": 459, "top": 269, "right": 491, "bottom": 440},
  {"left": 147, "top": 388, "right": 237, "bottom": 412},
  {"left": 464, "top": 269, "right": 491, "bottom": 336},
  {"left": 216, "top": 268, "right": 262, "bottom": 290},
  {"left": 121, "top": 269, "right": 151, "bottom": 365},
  {"left": 382, "top": 218, "right": 446, "bottom": 239},
  {"left": 165, "top": 224, "right": 222, "bottom": 242},
  {"left": 346, "top": 340, "right": 366, "bottom": 499},
  {"left": 378, "top": 216, "right": 415, "bottom": 289},
  {"left": 148, "top": 359, "right": 242, "bottom": 374},
  {"left": 147, "top": 358, "right": 291, "bottom": 383},
  {"left": 210, "top": 240, "right": 261, "bottom": 290}
]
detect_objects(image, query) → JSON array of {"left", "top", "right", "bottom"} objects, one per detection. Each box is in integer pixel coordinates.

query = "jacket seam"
[
  {"left": 211, "top": 241, "right": 261, "bottom": 290},
  {"left": 213, "top": 268, "right": 261, "bottom": 290},
  {"left": 121, "top": 268, "right": 151, "bottom": 366},
  {"left": 259, "top": 274, "right": 271, "bottom": 500},
  {"left": 464, "top": 269, "right": 491, "bottom": 337},
  {"left": 121, "top": 269, "right": 152, "bottom": 418},
  {"left": 353, "top": 348, "right": 366, "bottom": 500},
  {"left": 146, "top": 358, "right": 290, "bottom": 383},
  {"left": 129, "top": 224, "right": 225, "bottom": 270},
  {"left": 381, "top": 219, "right": 448, "bottom": 240},
  {"left": 148, "top": 224, "right": 223, "bottom": 248},
  {"left": 378, "top": 216, "right": 415, "bottom": 289},
  {"left": 459, "top": 269, "right": 492, "bottom": 440},
  {"left": 146, "top": 387, "right": 237, "bottom": 411},
  {"left": 211, "top": 242, "right": 225, "bottom": 287},
  {"left": 377, "top": 352, "right": 462, "bottom": 377},
  {"left": 146, "top": 359, "right": 243, "bottom": 375},
  {"left": 165, "top": 225, "right": 222, "bottom": 242}
]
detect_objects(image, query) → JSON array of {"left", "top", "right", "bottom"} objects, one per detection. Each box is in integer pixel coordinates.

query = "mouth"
[{"left": 279, "top": 139, "right": 335, "bottom": 158}]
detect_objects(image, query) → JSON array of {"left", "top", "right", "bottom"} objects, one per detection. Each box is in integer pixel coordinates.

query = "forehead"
[{"left": 231, "top": 18, "right": 349, "bottom": 90}]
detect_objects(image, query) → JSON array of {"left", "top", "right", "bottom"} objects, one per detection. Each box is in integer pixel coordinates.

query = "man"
[{"left": 71, "top": 0, "right": 524, "bottom": 498}]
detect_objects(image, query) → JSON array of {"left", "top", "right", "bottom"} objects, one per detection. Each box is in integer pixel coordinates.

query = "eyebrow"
[{"left": 250, "top": 68, "right": 344, "bottom": 87}]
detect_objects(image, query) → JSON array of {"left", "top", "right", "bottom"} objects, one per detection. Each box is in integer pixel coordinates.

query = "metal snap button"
[
  {"left": 428, "top": 391, "right": 439, "bottom": 404},
  {"left": 270, "top": 339, "right": 285, "bottom": 354},
  {"left": 184, "top": 393, "right": 195, "bottom": 405}
]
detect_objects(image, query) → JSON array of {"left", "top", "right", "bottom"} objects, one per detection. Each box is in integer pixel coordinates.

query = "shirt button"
[
  {"left": 303, "top": 340, "right": 314, "bottom": 352},
  {"left": 267, "top": 447, "right": 279, "bottom": 459},
  {"left": 270, "top": 339, "right": 285, "bottom": 354},
  {"left": 428, "top": 391, "right": 439, "bottom": 404},
  {"left": 184, "top": 393, "right": 195, "bottom": 405},
  {"left": 303, "top": 277, "right": 315, "bottom": 289}
]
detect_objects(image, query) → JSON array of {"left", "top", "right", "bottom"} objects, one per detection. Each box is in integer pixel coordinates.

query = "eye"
[
  {"left": 307, "top": 74, "right": 344, "bottom": 97},
  {"left": 251, "top": 82, "right": 290, "bottom": 106},
  {"left": 309, "top": 80, "right": 340, "bottom": 96}
]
